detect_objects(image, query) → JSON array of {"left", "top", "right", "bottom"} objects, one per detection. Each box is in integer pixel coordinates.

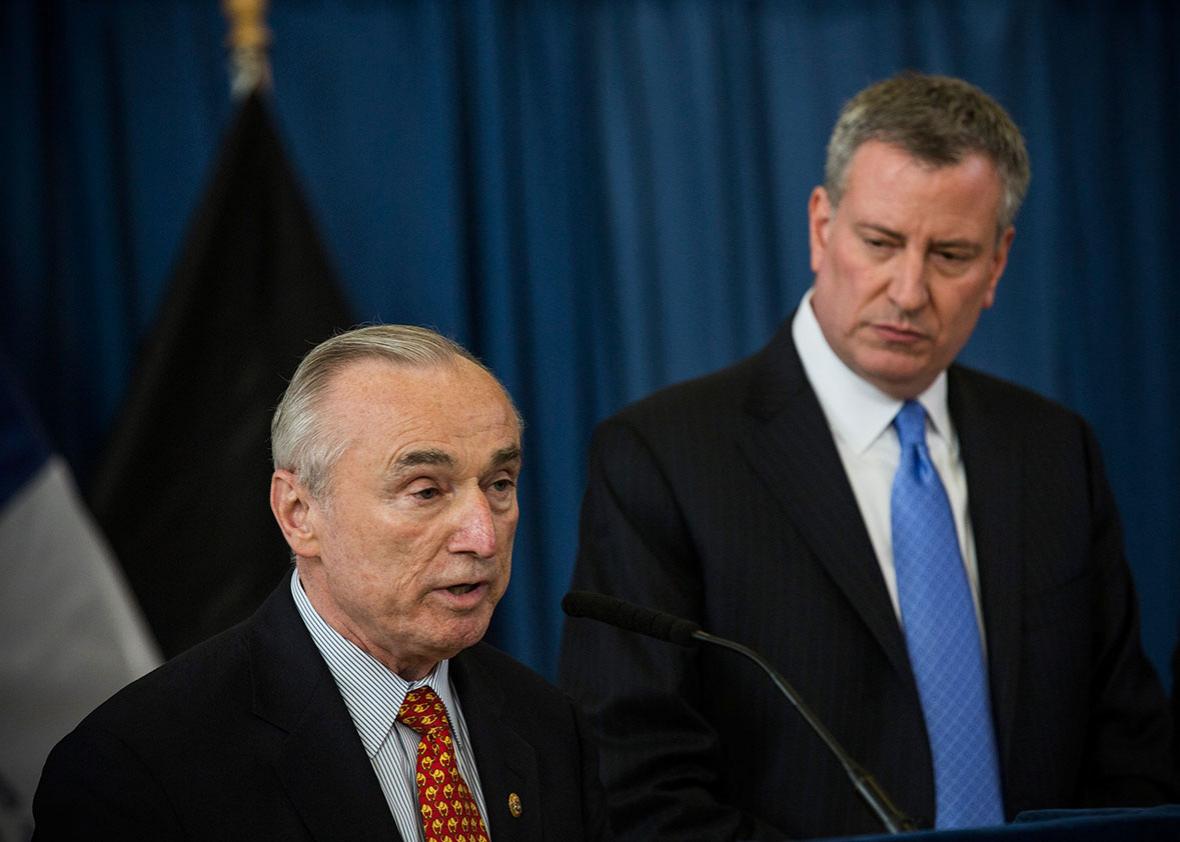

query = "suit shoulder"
[
  {"left": 602, "top": 346, "right": 764, "bottom": 435},
  {"left": 951, "top": 364, "right": 1089, "bottom": 429},
  {"left": 459, "top": 643, "right": 575, "bottom": 712},
  {"left": 68, "top": 620, "right": 251, "bottom": 742}
]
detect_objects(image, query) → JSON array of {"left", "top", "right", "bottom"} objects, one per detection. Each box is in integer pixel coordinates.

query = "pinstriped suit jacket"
[
  {"left": 559, "top": 319, "right": 1176, "bottom": 840},
  {"left": 33, "top": 579, "right": 609, "bottom": 841}
]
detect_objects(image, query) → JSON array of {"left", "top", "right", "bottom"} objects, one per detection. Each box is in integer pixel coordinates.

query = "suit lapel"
[
  {"left": 737, "top": 323, "right": 914, "bottom": 684},
  {"left": 451, "top": 647, "right": 541, "bottom": 842},
  {"left": 948, "top": 367, "right": 1024, "bottom": 773},
  {"left": 247, "top": 580, "right": 403, "bottom": 842}
]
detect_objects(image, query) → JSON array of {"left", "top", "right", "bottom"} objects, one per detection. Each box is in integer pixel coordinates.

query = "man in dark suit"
[
  {"left": 35, "top": 325, "right": 609, "bottom": 841},
  {"left": 559, "top": 72, "right": 1177, "bottom": 840}
]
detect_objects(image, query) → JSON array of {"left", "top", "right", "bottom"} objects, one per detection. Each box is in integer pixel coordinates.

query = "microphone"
[
  {"left": 561, "top": 590, "right": 918, "bottom": 835},
  {"left": 561, "top": 590, "right": 701, "bottom": 646}
]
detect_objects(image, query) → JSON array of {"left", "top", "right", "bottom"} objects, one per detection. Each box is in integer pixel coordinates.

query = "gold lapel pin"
[{"left": 508, "top": 792, "right": 523, "bottom": 818}]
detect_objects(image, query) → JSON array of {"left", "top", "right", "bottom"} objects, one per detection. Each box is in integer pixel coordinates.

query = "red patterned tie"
[{"left": 397, "top": 687, "right": 491, "bottom": 842}]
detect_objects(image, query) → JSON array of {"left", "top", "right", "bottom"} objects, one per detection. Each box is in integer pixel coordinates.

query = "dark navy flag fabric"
[{"left": 86, "top": 91, "right": 354, "bottom": 658}]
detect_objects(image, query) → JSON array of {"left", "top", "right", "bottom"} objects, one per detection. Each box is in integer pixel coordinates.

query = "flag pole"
[{"left": 223, "top": 0, "right": 271, "bottom": 99}]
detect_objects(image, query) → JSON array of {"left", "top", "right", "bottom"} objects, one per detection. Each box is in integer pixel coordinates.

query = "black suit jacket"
[
  {"left": 34, "top": 577, "right": 609, "bottom": 841},
  {"left": 559, "top": 320, "right": 1176, "bottom": 840}
]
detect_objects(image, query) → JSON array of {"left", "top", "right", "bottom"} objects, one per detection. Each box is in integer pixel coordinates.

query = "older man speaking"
[{"left": 34, "top": 325, "right": 608, "bottom": 842}]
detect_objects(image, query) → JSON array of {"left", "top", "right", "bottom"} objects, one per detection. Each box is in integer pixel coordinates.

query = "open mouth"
[{"left": 446, "top": 583, "right": 479, "bottom": 596}]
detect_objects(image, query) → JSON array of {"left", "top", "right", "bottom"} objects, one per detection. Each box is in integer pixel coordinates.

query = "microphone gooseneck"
[{"left": 561, "top": 590, "right": 918, "bottom": 835}]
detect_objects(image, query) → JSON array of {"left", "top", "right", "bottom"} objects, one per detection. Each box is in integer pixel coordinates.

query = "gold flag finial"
[{"left": 223, "top": 0, "right": 271, "bottom": 98}]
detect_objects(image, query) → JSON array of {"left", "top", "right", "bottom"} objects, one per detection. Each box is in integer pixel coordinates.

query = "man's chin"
[
  {"left": 431, "top": 615, "right": 494, "bottom": 656},
  {"left": 855, "top": 357, "right": 939, "bottom": 400}
]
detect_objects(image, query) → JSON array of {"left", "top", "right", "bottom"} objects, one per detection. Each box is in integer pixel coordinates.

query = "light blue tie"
[{"left": 891, "top": 400, "right": 1003, "bottom": 829}]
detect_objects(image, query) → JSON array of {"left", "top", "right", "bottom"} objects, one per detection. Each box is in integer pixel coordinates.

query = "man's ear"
[
  {"left": 982, "top": 224, "right": 1016, "bottom": 309},
  {"left": 808, "top": 186, "right": 834, "bottom": 274},
  {"left": 270, "top": 470, "right": 321, "bottom": 559}
]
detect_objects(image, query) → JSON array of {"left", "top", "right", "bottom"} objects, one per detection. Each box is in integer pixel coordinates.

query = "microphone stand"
[{"left": 694, "top": 630, "right": 917, "bottom": 834}]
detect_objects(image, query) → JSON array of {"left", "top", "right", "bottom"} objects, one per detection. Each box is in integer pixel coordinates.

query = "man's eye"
[
  {"left": 937, "top": 251, "right": 968, "bottom": 262},
  {"left": 413, "top": 487, "right": 441, "bottom": 500},
  {"left": 490, "top": 479, "right": 516, "bottom": 494}
]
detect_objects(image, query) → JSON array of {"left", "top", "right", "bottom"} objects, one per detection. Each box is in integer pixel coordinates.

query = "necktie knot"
[
  {"left": 893, "top": 400, "right": 928, "bottom": 449},
  {"left": 397, "top": 686, "right": 450, "bottom": 739}
]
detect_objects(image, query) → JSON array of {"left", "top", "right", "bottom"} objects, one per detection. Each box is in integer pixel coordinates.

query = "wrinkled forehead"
[
  {"left": 843, "top": 142, "right": 1005, "bottom": 231},
  {"left": 322, "top": 356, "right": 521, "bottom": 445}
]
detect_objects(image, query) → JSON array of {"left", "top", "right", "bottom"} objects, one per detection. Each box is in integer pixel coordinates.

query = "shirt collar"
[
  {"left": 791, "top": 288, "right": 954, "bottom": 453},
  {"left": 290, "top": 569, "right": 457, "bottom": 758}
]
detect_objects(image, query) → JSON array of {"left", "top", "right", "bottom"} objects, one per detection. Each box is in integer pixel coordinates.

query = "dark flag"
[{"left": 89, "top": 91, "right": 353, "bottom": 657}]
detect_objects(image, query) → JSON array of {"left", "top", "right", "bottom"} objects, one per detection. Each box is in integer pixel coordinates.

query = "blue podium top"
[{"left": 819, "top": 805, "right": 1180, "bottom": 842}]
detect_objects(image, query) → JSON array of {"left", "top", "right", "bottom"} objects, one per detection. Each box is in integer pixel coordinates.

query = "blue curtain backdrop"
[{"left": 2, "top": 1, "right": 1178, "bottom": 682}]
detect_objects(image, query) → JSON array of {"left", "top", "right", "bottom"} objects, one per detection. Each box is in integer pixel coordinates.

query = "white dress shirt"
[
  {"left": 290, "top": 570, "right": 492, "bottom": 841},
  {"left": 791, "top": 289, "right": 986, "bottom": 638}
]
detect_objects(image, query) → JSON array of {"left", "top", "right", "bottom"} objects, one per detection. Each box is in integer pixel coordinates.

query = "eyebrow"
[
  {"left": 392, "top": 444, "right": 521, "bottom": 473},
  {"left": 857, "top": 223, "right": 905, "bottom": 241},
  {"left": 930, "top": 239, "right": 982, "bottom": 255},
  {"left": 394, "top": 448, "right": 455, "bottom": 470},
  {"left": 489, "top": 445, "right": 522, "bottom": 470},
  {"left": 857, "top": 223, "right": 982, "bottom": 254}
]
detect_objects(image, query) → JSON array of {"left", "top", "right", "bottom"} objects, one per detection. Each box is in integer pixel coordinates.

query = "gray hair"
[
  {"left": 271, "top": 324, "right": 515, "bottom": 500},
  {"left": 824, "top": 72, "right": 1031, "bottom": 231}
]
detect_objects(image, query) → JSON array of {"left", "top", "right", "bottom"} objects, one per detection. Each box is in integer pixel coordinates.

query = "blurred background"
[{"left": 2, "top": 1, "right": 1178, "bottom": 835}]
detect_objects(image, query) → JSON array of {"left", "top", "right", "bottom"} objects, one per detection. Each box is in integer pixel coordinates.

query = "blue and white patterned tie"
[{"left": 891, "top": 400, "right": 1003, "bottom": 829}]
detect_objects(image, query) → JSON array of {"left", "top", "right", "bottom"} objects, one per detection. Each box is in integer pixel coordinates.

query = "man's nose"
[
  {"left": 888, "top": 247, "right": 930, "bottom": 313},
  {"left": 448, "top": 489, "right": 498, "bottom": 559}
]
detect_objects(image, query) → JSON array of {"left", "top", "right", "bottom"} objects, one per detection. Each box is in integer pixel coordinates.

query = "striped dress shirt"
[{"left": 290, "top": 571, "right": 492, "bottom": 841}]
